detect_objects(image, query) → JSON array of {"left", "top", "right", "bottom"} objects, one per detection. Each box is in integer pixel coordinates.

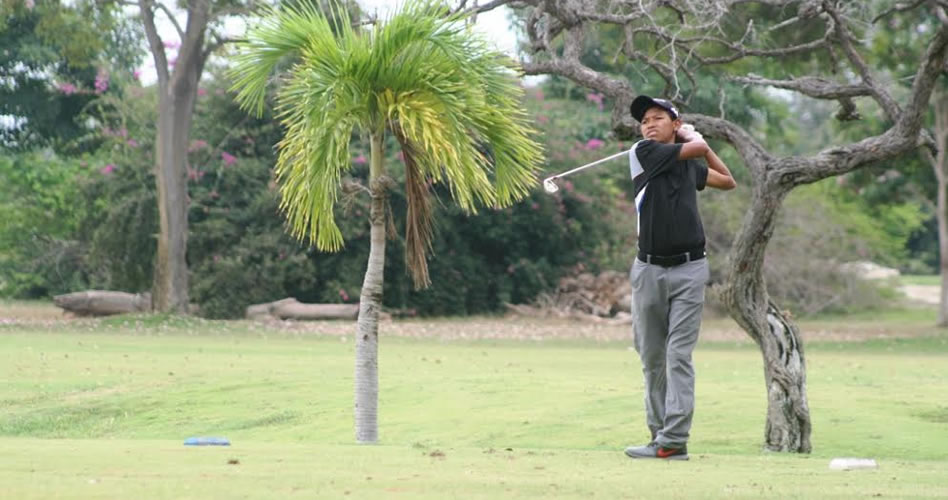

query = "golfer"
[{"left": 623, "top": 96, "right": 736, "bottom": 461}]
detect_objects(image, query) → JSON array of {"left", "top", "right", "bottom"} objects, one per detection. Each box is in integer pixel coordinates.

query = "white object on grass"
[{"left": 829, "top": 458, "right": 878, "bottom": 470}]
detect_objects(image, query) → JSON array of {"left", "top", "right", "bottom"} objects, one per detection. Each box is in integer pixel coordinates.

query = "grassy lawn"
[
  {"left": 900, "top": 274, "right": 941, "bottom": 287},
  {"left": 1, "top": 309, "right": 947, "bottom": 498}
]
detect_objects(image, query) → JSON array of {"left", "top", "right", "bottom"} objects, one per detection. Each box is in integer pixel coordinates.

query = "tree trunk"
[
  {"left": 759, "top": 300, "right": 811, "bottom": 452},
  {"left": 152, "top": 90, "right": 195, "bottom": 313},
  {"left": 937, "top": 169, "right": 948, "bottom": 326},
  {"left": 354, "top": 131, "right": 386, "bottom": 443},
  {"left": 722, "top": 182, "right": 812, "bottom": 453},
  {"left": 142, "top": 0, "right": 209, "bottom": 314},
  {"left": 932, "top": 92, "right": 948, "bottom": 326}
]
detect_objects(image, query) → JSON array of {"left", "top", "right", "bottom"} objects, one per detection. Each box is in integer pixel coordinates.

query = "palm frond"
[
  {"left": 394, "top": 129, "right": 433, "bottom": 289},
  {"left": 373, "top": 9, "right": 542, "bottom": 211},
  {"left": 228, "top": 2, "right": 347, "bottom": 117},
  {"left": 226, "top": 0, "right": 544, "bottom": 283},
  {"left": 272, "top": 56, "right": 364, "bottom": 251}
]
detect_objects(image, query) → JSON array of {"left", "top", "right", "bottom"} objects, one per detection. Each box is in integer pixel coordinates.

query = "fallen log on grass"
[
  {"left": 246, "top": 298, "right": 359, "bottom": 321},
  {"left": 53, "top": 290, "right": 152, "bottom": 316}
]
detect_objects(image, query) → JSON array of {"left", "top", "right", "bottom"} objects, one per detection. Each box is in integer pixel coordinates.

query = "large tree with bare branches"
[{"left": 473, "top": 0, "right": 948, "bottom": 452}]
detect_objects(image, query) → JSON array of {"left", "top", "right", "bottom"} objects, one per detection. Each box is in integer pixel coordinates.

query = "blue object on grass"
[{"left": 184, "top": 436, "right": 231, "bottom": 446}]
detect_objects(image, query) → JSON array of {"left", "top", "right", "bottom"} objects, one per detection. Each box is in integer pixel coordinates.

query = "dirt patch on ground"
[
  {"left": 900, "top": 285, "right": 940, "bottom": 306},
  {"left": 262, "top": 314, "right": 936, "bottom": 343},
  {"left": 2, "top": 301, "right": 938, "bottom": 343}
]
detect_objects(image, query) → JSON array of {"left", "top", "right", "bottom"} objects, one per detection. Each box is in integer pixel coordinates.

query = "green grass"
[
  {"left": 900, "top": 274, "right": 941, "bottom": 287},
  {"left": 1, "top": 317, "right": 948, "bottom": 498}
]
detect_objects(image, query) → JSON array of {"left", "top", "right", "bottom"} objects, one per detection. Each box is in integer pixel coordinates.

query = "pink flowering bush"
[
  {"left": 221, "top": 151, "right": 237, "bottom": 166},
  {"left": 585, "top": 92, "right": 604, "bottom": 111},
  {"left": 94, "top": 68, "right": 109, "bottom": 94},
  {"left": 57, "top": 82, "right": 78, "bottom": 95},
  {"left": 585, "top": 138, "right": 604, "bottom": 150}
]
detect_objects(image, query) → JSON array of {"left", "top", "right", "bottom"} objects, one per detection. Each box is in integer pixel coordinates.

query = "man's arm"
[
  {"left": 678, "top": 139, "right": 709, "bottom": 160},
  {"left": 677, "top": 125, "right": 736, "bottom": 190},
  {"left": 704, "top": 149, "right": 736, "bottom": 190},
  {"left": 676, "top": 126, "right": 710, "bottom": 160}
]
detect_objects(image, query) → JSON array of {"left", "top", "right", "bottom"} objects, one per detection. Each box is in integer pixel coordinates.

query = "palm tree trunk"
[{"left": 354, "top": 131, "right": 386, "bottom": 443}]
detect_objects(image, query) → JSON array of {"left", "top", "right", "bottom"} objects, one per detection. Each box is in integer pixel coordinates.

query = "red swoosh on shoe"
[{"left": 656, "top": 447, "right": 680, "bottom": 458}]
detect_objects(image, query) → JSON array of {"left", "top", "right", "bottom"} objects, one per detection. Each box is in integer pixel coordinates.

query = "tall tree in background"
[
  {"left": 479, "top": 0, "right": 948, "bottom": 452},
  {"left": 228, "top": 0, "right": 542, "bottom": 442},
  {"left": 125, "top": 0, "right": 248, "bottom": 312},
  {"left": 884, "top": 16, "right": 948, "bottom": 327}
]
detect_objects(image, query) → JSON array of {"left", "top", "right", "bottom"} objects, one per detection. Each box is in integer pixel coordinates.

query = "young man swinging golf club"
[{"left": 623, "top": 95, "right": 736, "bottom": 461}]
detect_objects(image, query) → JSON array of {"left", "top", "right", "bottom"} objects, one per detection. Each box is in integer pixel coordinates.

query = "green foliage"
[
  {"left": 384, "top": 188, "right": 613, "bottom": 315},
  {"left": 761, "top": 182, "right": 925, "bottom": 315},
  {"left": 0, "top": 0, "right": 143, "bottom": 150},
  {"left": 0, "top": 150, "right": 89, "bottom": 296}
]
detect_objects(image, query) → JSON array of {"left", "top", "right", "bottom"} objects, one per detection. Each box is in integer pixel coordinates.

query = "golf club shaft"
[{"left": 547, "top": 149, "right": 628, "bottom": 181}]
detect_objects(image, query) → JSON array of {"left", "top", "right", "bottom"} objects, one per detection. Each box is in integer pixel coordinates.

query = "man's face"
[{"left": 640, "top": 106, "right": 679, "bottom": 144}]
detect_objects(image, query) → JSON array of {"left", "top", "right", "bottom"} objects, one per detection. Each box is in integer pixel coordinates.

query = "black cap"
[{"left": 629, "top": 95, "right": 679, "bottom": 122}]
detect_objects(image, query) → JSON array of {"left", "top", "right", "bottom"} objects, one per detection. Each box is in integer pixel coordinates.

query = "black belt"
[{"left": 637, "top": 248, "right": 706, "bottom": 267}]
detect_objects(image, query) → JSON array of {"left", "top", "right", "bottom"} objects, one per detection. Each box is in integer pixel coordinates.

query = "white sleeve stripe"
[
  {"left": 635, "top": 184, "right": 648, "bottom": 212},
  {"left": 630, "top": 141, "right": 647, "bottom": 236},
  {"left": 629, "top": 141, "right": 644, "bottom": 180},
  {"left": 631, "top": 141, "right": 648, "bottom": 212}
]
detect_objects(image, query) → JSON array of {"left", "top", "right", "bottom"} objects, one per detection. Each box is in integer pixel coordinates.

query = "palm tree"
[{"left": 228, "top": 0, "right": 543, "bottom": 443}]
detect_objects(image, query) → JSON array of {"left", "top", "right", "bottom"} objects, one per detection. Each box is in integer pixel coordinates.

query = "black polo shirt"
[{"left": 630, "top": 139, "right": 709, "bottom": 256}]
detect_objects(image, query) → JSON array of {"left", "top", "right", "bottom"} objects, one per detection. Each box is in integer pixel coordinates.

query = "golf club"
[
  {"left": 542, "top": 124, "right": 699, "bottom": 194},
  {"left": 542, "top": 149, "right": 629, "bottom": 194}
]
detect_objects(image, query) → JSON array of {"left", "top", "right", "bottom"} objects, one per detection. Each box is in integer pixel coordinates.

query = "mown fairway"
[{"left": 1, "top": 306, "right": 947, "bottom": 499}]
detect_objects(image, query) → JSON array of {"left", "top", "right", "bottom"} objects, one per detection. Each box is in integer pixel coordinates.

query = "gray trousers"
[{"left": 630, "top": 257, "right": 709, "bottom": 448}]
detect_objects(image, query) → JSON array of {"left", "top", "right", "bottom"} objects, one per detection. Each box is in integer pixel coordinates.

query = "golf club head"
[{"left": 543, "top": 178, "right": 559, "bottom": 194}]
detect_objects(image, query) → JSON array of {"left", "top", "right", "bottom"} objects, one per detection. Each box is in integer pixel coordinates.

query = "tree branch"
[
  {"left": 938, "top": 4, "right": 948, "bottom": 26},
  {"left": 825, "top": 3, "right": 902, "bottom": 121},
  {"left": 772, "top": 23, "right": 948, "bottom": 186},
  {"left": 139, "top": 0, "right": 169, "bottom": 86},
  {"left": 459, "top": 0, "right": 527, "bottom": 15},
  {"left": 520, "top": 59, "right": 632, "bottom": 100},
  {"left": 893, "top": 17, "right": 948, "bottom": 144},
  {"left": 686, "top": 113, "right": 773, "bottom": 168},
  {"left": 203, "top": 34, "right": 246, "bottom": 60},
  {"left": 155, "top": 1, "right": 185, "bottom": 40},
  {"left": 871, "top": 0, "right": 927, "bottom": 24},
  {"left": 731, "top": 75, "right": 872, "bottom": 99},
  {"left": 170, "top": 0, "right": 211, "bottom": 92}
]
